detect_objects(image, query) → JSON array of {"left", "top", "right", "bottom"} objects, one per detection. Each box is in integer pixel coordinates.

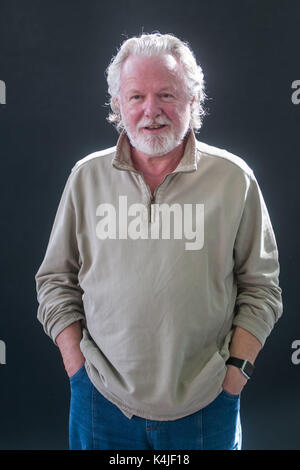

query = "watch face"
[{"left": 243, "top": 361, "right": 254, "bottom": 377}]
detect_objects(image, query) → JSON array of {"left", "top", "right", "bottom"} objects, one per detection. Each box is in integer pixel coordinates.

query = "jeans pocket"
[
  {"left": 221, "top": 388, "right": 240, "bottom": 399},
  {"left": 69, "top": 363, "right": 86, "bottom": 382}
]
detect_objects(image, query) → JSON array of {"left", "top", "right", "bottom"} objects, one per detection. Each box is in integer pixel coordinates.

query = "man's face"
[{"left": 117, "top": 54, "right": 193, "bottom": 157}]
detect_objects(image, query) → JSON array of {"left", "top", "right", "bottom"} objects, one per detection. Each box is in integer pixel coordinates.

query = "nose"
[{"left": 143, "top": 94, "right": 162, "bottom": 119}]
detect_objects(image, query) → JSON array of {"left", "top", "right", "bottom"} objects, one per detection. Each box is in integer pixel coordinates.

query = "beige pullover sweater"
[{"left": 35, "top": 130, "right": 283, "bottom": 420}]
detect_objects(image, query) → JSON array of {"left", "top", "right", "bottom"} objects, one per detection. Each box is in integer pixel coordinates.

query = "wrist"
[
  {"left": 63, "top": 348, "right": 85, "bottom": 377},
  {"left": 226, "top": 364, "right": 248, "bottom": 383}
]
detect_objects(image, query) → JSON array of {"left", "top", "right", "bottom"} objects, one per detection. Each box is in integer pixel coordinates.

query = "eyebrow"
[{"left": 126, "top": 87, "right": 176, "bottom": 95}]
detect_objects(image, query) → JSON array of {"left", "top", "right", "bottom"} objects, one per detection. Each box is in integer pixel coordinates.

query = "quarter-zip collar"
[{"left": 112, "top": 128, "right": 198, "bottom": 174}]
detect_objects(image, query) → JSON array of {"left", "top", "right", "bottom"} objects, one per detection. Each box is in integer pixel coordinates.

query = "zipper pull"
[{"left": 149, "top": 195, "right": 155, "bottom": 223}]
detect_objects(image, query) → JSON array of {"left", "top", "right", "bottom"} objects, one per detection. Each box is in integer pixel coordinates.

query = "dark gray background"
[{"left": 0, "top": 0, "right": 299, "bottom": 450}]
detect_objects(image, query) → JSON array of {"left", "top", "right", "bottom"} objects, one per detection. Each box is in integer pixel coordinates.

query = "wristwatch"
[{"left": 225, "top": 356, "right": 255, "bottom": 379}]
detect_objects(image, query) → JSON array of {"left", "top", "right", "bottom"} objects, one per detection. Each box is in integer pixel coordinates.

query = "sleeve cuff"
[
  {"left": 48, "top": 313, "right": 86, "bottom": 345},
  {"left": 232, "top": 312, "right": 273, "bottom": 347}
]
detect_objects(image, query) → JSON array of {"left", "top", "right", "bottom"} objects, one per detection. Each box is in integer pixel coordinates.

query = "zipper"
[
  {"left": 149, "top": 194, "right": 155, "bottom": 223},
  {"left": 145, "top": 174, "right": 174, "bottom": 224},
  {"left": 112, "top": 163, "right": 174, "bottom": 224}
]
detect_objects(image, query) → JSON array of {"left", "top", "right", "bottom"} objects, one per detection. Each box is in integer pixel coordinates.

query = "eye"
[
  {"left": 160, "top": 93, "right": 174, "bottom": 100},
  {"left": 130, "top": 95, "right": 142, "bottom": 100}
]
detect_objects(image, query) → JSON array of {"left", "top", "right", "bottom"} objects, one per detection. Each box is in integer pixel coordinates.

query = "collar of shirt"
[{"left": 112, "top": 128, "right": 198, "bottom": 174}]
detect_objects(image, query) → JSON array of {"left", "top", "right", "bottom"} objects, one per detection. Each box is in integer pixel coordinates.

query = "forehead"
[{"left": 120, "top": 53, "right": 186, "bottom": 92}]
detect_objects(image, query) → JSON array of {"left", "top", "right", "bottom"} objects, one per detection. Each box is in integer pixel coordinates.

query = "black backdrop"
[{"left": 0, "top": 0, "right": 299, "bottom": 450}]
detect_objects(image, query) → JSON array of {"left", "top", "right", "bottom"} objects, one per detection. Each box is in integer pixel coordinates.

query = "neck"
[{"left": 130, "top": 137, "right": 188, "bottom": 178}]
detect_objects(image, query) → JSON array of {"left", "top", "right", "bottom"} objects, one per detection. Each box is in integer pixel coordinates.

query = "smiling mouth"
[{"left": 144, "top": 124, "right": 167, "bottom": 130}]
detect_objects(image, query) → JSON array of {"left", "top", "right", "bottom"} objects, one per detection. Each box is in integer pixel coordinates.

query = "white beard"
[{"left": 122, "top": 113, "right": 191, "bottom": 157}]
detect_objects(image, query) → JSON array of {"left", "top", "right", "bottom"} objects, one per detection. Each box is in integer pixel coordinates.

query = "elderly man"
[{"left": 35, "top": 33, "right": 283, "bottom": 450}]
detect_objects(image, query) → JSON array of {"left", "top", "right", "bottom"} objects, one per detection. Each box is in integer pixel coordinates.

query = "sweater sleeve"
[
  {"left": 232, "top": 171, "right": 283, "bottom": 346},
  {"left": 35, "top": 170, "right": 85, "bottom": 344}
]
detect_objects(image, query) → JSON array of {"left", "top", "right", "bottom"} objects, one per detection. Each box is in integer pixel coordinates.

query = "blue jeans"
[{"left": 69, "top": 364, "right": 242, "bottom": 450}]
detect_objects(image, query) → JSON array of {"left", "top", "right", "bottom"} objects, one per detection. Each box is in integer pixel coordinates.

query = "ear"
[
  {"left": 112, "top": 96, "right": 120, "bottom": 113},
  {"left": 190, "top": 96, "right": 195, "bottom": 107}
]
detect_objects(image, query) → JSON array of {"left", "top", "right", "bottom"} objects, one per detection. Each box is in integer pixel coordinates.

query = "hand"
[{"left": 222, "top": 365, "right": 248, "bottom": 395}]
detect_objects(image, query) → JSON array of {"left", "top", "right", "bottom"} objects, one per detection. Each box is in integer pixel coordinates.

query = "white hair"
[{"left": 105, "top": 33, "right": 207, "bottom": 133}]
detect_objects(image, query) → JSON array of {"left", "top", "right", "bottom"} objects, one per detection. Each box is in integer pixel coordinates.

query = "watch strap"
[{"left": 226, "top": 356, "right": 254, "bottom": 379}]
